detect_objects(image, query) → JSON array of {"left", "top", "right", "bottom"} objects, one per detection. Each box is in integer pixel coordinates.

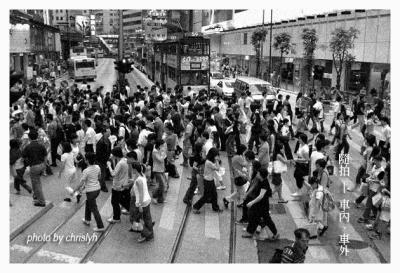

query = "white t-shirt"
[
  {"left": 382, "top": 125, "right": 391, "bottom": 143},
  {"left": 238, "top": 98, "right": 245, "bottom": 111},
  {"left": 61, "top": 152, "right": 76, "bottom": 173},
  {"left": 310, "top": 151, "right": 325, "bottom": 174},
  {"left": 85, "top": 127, "right": 97, "bottom": 145},
  {"left": 133, "top": 176, "right": 151, "bottom": 207}
]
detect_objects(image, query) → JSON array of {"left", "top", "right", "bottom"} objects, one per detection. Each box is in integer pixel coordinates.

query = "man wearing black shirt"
[
  {"left": 22, "top": 130, "right": 48, "bottom": 207},
  {"left": 96, "top": 126, "right": 111, "bottom": 192}
]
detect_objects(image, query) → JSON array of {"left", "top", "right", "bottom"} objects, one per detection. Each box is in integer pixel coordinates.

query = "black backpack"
[
  {"left": 120, "top": 125, "right": 130, "bottom": 140},
  {"left": 269, "top": 246, "right": 295, "bottom": 263}
]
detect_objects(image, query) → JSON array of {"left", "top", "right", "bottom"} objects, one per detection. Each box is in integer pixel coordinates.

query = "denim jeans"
[
  {"left": 152, "top": 172, "right": 165, "bottom": 203},
  {"left": 14, "top": 167, "right": 32, "bottom": 193},
  {"left": 85, "top": 190, "right": 104, "bottom": 228},
  {"left": 335, "top": 138, "right": 350, "bottom": 160},
  {"left": 141, "top": 204, "right": 154, "bottom": 239},
  {"left": 111, "top": 189, "right": 131, "bottom": 220},
  {"left": 30, "top": 163, "right": 46, "bottom": 204}
]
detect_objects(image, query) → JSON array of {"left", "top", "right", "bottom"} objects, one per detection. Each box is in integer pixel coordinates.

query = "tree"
[
  {"left": 329, "top": 27, "right": 359, "bottom": 90},
  {"left": 301, "top": 28, "right": 318, "bottom": 91},
  {"left": 251, "top": 28, "right": 268, "bottom": 78},
  {"left": 273, "top": 32, "right": 293, "bottom": 87}
]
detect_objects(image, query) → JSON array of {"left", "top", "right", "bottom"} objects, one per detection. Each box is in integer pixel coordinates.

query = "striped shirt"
[{"left": 80, "top": 165, "right": 101, "bottom": 193}]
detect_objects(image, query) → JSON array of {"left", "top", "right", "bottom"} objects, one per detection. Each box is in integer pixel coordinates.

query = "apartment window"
[
  {"left": 56, "top": 16, "right": 59, "bottom": 20},
  {"left": 243, "top": 33, "right": 248, "bottom": 45},
  {"left": 60, "top": 17, "right": 63, "bottom": 21},
  {"left": 55, "top": 9, "right": 58, "bottom": 13}
]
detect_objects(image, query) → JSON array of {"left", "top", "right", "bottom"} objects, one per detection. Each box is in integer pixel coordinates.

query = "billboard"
[
  {"left": 10, "top": 23, "right": 30, "bottom": 53},
  {"left": 75, "top": 15, "right": 90, "bottom": 36}
]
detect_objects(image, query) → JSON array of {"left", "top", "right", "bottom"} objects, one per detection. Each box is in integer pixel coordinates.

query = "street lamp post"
[
  {"left": 268, "top": 9, "right": 273, "bottom": 83},
  {"left": 259, "top": 9, "right": 265, "bottom": 79}
]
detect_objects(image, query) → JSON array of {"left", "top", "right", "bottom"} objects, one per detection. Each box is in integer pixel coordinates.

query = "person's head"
[
  {"left": 10, "top": 139, "right": 20, "bottom": 150},
  {"left": 206, "top": 147, "right": 219, "bottom": 163},
  {"left": 154, "top": 139, "right": 165, "bottom": 150},
  {"left": 294, "top": 228, "right": 311, "bottom": 252},
  {"left": 22, "top": 123, "right": 29, "bottom": 131},
  {"left": 62, "top": 142, "right": 72, "bottom": 153},
  {"left": 84, "top": 119, "right": 91, "bottom": 128},
  {"left": 259, "top": 134, "right": 268, "bottom": 144},
  {"left": 126, "top": 151, "right": 138, "bottom": 164},
  {"left": 315, "top": 158, "right": 327, "bottom": 171},
  {"left": 28, "top": 130, "right": 38, "bottom": 141},
  {"left": 274, "top": 142, "right": 284, "bottom": 154},
  {"left": 85, "top": 152, "right": 96, "bottom": 165},
  {"left": 282, "top": 118, "right": 289, "bottom": 125},
  {"left": 111, "top": 147, "right": 123, "bottom": 159},
  {"left": 131, "top": 161, "right": 145, "bottom": 176},
  {"left": 244, "top": 150, "right": 255, "bottom": 162},
  {"left": 315, "top": 139, "right": 325, "bottom": 152},
  {"left": 373, "top": 155, "right": 383, "bottom": 167},
  {"left": 202, "top": 131, "right": 210, "bottom": 140},
  {"left": 236, "top": 144, "right": 247, "bottom": 155},
  {"left": 278, "top": 94, "right": 283, "bottom": 101},
  {"left": 299, "top": 133, "right": 308, "bottom": 145},
  {"left": 365, "top": 134, "right": 376, "bottom": 147},
  {"left": 381, "top": 116, "right": 389, "bottom": 126}
]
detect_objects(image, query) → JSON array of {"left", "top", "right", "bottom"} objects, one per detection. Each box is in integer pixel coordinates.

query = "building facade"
[
  {"left": 10, "top": 10, "right": 62, "bottom": 80},
  {"left": 202, "top": 9, "right": 390, "bottom": 95}
]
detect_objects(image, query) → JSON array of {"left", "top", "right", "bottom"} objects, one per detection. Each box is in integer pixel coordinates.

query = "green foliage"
[
  {"left": 329, "top": 27, "right": 359, "bottom": 89},
  {"left": 273, "top": 32, "right": 292, "bottom": 56},
  {"left": 251, "top": 28, "right": 268, "bottom": 78},
  {"left": 301, "top": 28, "right": 318, "bottom": 82}
]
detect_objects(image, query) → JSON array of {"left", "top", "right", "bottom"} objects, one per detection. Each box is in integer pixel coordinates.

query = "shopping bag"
[{"left": 273, "top": 160, "right": 288, "bottom": 173}]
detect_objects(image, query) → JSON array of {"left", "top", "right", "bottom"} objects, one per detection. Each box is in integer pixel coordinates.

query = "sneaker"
[
  {"left": 365, "top": 224, "right": 374, "bottom": 230},
  {"left": 64, "top": 198, "right": 71, "bottom": 202},
  {"left": 137, "top": 236, "right": 153, "bottom": 243},
  {"left": 236, "top": 219, "right": 248, "bottom": 225},
  {"left": 15, "top": 190, "right": 21, "bottom": 195},
  {"left": 291, "top": 192, "right": 300, "bottom": 197},
  {"left": 278, "top": 199, "right": 288, "bottom": 203},
  {"left": 76, "top": 194, "right": 81, "bottom": 203},
  {"left": 82, "top": 218, "right": 90, "bottom": 226},
  {"left": 192, "top": 209, "right": 201, "bottom": 214},
  {"left": 121, "top": 208, "right": 129, "bottom": 215},
  {"left": 242, "top": 232, "right": 254, "bottom": 239},
  {"left": 194, "top": 188, "right": 199, "bottom": 195},
  {"left": 357, "top": 217, "right": 368, "bottom": 223},
  {"left": 33, "top": 202, "right": 46, "bottom": 207},
  {"left": 101, "top": 187, "right": 109, "bottom": 193},
  {"left": 93, "top": 227, "right": 106, "bottom": 232},
  {"left": 223, "top": 197, "right": 229, "bottom": 208},
  {"left": 217, "top": 185, "right": 226, "bottom": 190},
  {"left": 107, "top": 218, "right": 121, "bottom": 223}
]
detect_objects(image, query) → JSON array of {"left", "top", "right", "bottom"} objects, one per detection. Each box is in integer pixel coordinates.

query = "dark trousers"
[
  {"left": 193, "top": 179, "right": 220, "bottom": 211},
  {"left": 14, "top": 167, "right": 32, "bottom": 193},
  {"left": 246, "top": 203, "right": 277, "bottom": 235},
  {"left": 97, "top": 161, "right": 108, "bottom": 189},
  {"left": 218, "top": 127, "right": 226, "bottom": 151},
  {"left": 362, "top": 190, "right": 378, "bottom": 220},
  {"left": 141, "top": 204, "right": 154, "bottom": 239},
  {"left": 85, "top": 190, "right": 104, "bottom": 228},
  {"left": 294, "top": 162, "right": 309, "bottom": 189},
  {"left": 111, "top": 189, "right": 131, "bottom": 220},
  {"left": 240, "top": 198, "right": 250, "bottom": 222},
  {"left": 356, "top": 166, "right": 366, "bottom": 185},
  {"left": 50, "top": 138, "right": 60, "bottom": 165},
  {"left": 282, "top": 140, "right": 294, "bottom": 160},
  {"left": 153, "top": 172, "right": 165, "bottom": 203},
  {"left": 335, "top": 138, "right": 350, "bottom": 160},
  {"left": 248, "top": 132, "right": 260, "bottom": 152},
  {"left": 183, "top": 169, "right": 198, "bottom": 203}
]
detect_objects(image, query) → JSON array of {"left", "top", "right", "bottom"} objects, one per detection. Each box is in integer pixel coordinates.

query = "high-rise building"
[{"left": 94, "top": 10, "right": 119, "bottom": 35}]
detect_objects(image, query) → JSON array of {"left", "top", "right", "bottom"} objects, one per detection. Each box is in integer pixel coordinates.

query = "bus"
[
  {"left": 148, "top": 34, "right": 210, "bottom": 94},
  {"left": 68, "top": 57, "right": 96, "bottom": 81},
  {"left": 70, "top": 46, "right": 87, "bottom": 59}
]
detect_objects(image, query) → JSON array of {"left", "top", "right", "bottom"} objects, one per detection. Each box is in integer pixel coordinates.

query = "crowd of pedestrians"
[{"left": 9, "top": 70, "right": 391, "bottom": 253}]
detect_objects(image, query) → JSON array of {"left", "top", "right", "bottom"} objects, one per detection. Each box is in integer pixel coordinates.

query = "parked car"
[
  {"left": 215, "top": 79, "right": 235, "bottom": 98},
  {"left": 233, "top": 76, "right": 276, "bottom": 108}
]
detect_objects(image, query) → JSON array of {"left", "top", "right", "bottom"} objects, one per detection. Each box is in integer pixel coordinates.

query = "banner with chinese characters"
[
  {"left": 180, "top": 56, "right": 209, "bottom": 71},
  {"left": 10, "top": 24, "right": 30, "bottom": 53}
]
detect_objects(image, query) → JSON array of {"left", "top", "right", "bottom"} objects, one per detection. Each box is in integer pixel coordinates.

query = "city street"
[{"left": 9, "top": 63, "right": 389, "bottom": 263}]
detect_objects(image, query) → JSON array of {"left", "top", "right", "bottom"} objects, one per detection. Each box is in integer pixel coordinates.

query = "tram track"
[{"left": 21, "top": 201, "right": 85, "bottom": 263}]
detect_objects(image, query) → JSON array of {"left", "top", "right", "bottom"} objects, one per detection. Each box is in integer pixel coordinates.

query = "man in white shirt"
[
  {"left": 202, "top": 131, "right": 214, "bottom": 159},
  {"left": 83, "top": 119, "right": 97, "bottom": 153},
  {"left": 379, "top": 117, "right": 391, "bottom": 161},
  {"left": 238, "top": 93, "right": 246, "bottom": 113},
  {"left": 310, "top": 140, "right": 326, "bottom": 174}
]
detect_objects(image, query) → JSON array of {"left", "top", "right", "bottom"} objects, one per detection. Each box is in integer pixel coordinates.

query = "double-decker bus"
[
  {"left": 68, "top": 57, "right": 96, "bottom": 81},
  {"left": 148, "top": 34, "right": 210, "bottom": 94}
]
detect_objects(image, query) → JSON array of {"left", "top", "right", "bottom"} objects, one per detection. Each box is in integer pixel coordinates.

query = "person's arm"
[
  {"left": 107, "top": 160, "right": 120, "bottom": 177},
  {"left": 135, "top": 178, "right": 144, "bottom": 212},
  {"left": 74, "top": 169, "right": 88, "bottom": 192},
  {"left": 270, "top": 134, "right": 275, "bottom": 156},
  {"left": 277, "top": 153, "right": 288, "bottom": 164},
  {"left": 320, "top": 171, "right": 329, "bottom": 188},
  {"left": 247, "top": 189, "right": 266, "bottom": 208}
]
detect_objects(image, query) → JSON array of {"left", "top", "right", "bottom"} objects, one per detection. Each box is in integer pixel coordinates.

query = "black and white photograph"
[{"left": 7, "top": 3, "right": 394, "bottom": 265}]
